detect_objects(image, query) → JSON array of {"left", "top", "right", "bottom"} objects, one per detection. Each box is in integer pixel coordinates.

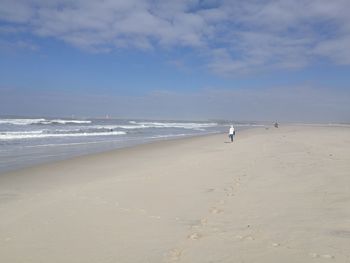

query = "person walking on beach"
[{"left": 229, "top": 125, "right": 235, "bottom": 142}]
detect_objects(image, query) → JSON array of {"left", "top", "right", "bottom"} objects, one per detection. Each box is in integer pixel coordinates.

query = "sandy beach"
[{"left": 0, "top": 125, "right": 349, "bottom": 263}]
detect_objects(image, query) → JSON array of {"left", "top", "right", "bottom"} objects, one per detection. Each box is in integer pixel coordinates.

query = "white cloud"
[
  {"left": 1, "top": 0, "right": 350, "bottom": 73},
  {"left": 313, "top": 36, "right": 350, "bottom": 65}
]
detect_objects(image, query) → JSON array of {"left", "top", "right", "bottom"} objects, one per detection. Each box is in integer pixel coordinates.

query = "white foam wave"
[
  {"left": 40, "top": 119, "right": 92, "bottom": 124},
  {"left": 0, "top": 131, "right": 126, "bottom": 140},
  {"left": 0, "top": 118, "right": 46, "bottom": 125},
  {"left": 2, "top": 130, "right": 44, "bottom": 135},
  {"left": 90, "top": 124, "right": 148, "bottom": 130},
  {"left": 128, "top": 121, "right": 217, "bottom": 130},
  {"left": 0, "top": 118, "right": 91, "bottom": 125}
]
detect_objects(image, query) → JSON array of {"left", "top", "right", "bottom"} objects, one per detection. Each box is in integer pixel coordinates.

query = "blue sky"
[{"left": 0, "top": 0, "right": 350, "bottom": 121}]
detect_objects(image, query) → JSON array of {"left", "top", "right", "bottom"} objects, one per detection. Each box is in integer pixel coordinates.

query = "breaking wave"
[
  {"left": 0, "top": 118, "right": 91, "bottom": 125},
  {"left": 128, "top": 121, "right": 217, "bottom": 130},
  {"left": 0, "top": 131, "right": 126, "bottom": 140}
]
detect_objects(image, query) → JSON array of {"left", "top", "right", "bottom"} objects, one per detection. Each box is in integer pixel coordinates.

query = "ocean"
[{"left": 0, "top": 117, "right": 265, "bottom": 173}]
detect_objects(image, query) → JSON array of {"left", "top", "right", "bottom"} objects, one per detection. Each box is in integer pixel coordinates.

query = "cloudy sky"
[{"left": 0, "top": 0, "right": 349, "bottom": 122}]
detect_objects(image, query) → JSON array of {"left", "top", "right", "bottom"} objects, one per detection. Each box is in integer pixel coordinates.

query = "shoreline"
[
  {"left": 0, "top": 130, "right": 225, "bottom": 175},
  {"left": 0, "top": 125, "right": 266, "bottom": 177},
  {"left": 3, "top": 122, "right": 347, "bottom": 175},
  {"left": 1, "top": 125, "right": 349, "bottom": 262},
  {"left": 0, "top": 118, "right": 230, "bottom": 175}
]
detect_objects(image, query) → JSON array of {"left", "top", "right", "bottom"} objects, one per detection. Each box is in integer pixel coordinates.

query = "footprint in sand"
[
  {"left": 206, "top": 188, "right": 216, "bottom": 193},
  {"left": 187, "top": 232, "right": 202, "bottom": 240},
  {"left": 223, "top": 186, "right": 236, "bottom": 197},
  {"left": 210, "top": 207, "right": 224, "bottom": 214},
  {"left": 166, "top": 248, "right": 183, "bottom": 262},
  {"left": 191, "top": 218, "right": 208, "bottom": 230},
  {"left": 232, "top": 178, "right": 241, "bottom": 187},
  {"left": 200, "top": 218, "right": 208, "bottom": 225}
]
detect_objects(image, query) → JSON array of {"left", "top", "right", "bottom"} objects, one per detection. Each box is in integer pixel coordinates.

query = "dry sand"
[{"left": 0, "top": 125, "right": 349, "bottom": 262}]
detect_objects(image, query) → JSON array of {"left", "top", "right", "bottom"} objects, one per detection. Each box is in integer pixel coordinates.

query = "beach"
[{"left": 0, "top": 125, "right": 349, "bottom": 262}]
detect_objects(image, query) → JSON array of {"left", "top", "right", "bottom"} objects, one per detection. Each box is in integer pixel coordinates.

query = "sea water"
[{"left": 0, "top": 117, "right": 265, "bottom": 173}]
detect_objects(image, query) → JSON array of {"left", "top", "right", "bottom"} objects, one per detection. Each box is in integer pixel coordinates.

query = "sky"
[{"left": 0, "top": 0, "right": 350, "bottom": 122}]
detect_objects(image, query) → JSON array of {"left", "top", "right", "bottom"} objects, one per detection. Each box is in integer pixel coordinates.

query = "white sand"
[{"left": 0, "top": 125, "right": 349, "bottom": 262}]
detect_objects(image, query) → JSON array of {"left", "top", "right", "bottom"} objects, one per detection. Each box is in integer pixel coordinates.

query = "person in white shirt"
[{"left": 229, "top": 125, "right": 235, "bottom": 142}]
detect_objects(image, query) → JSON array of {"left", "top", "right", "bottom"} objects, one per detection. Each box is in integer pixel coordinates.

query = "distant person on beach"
[
  {"left": 229, "top": 125, "right": 235, "bottom": 142},
  {"left": 274, "top": 122, "right": 279, "bottom": 128}
]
